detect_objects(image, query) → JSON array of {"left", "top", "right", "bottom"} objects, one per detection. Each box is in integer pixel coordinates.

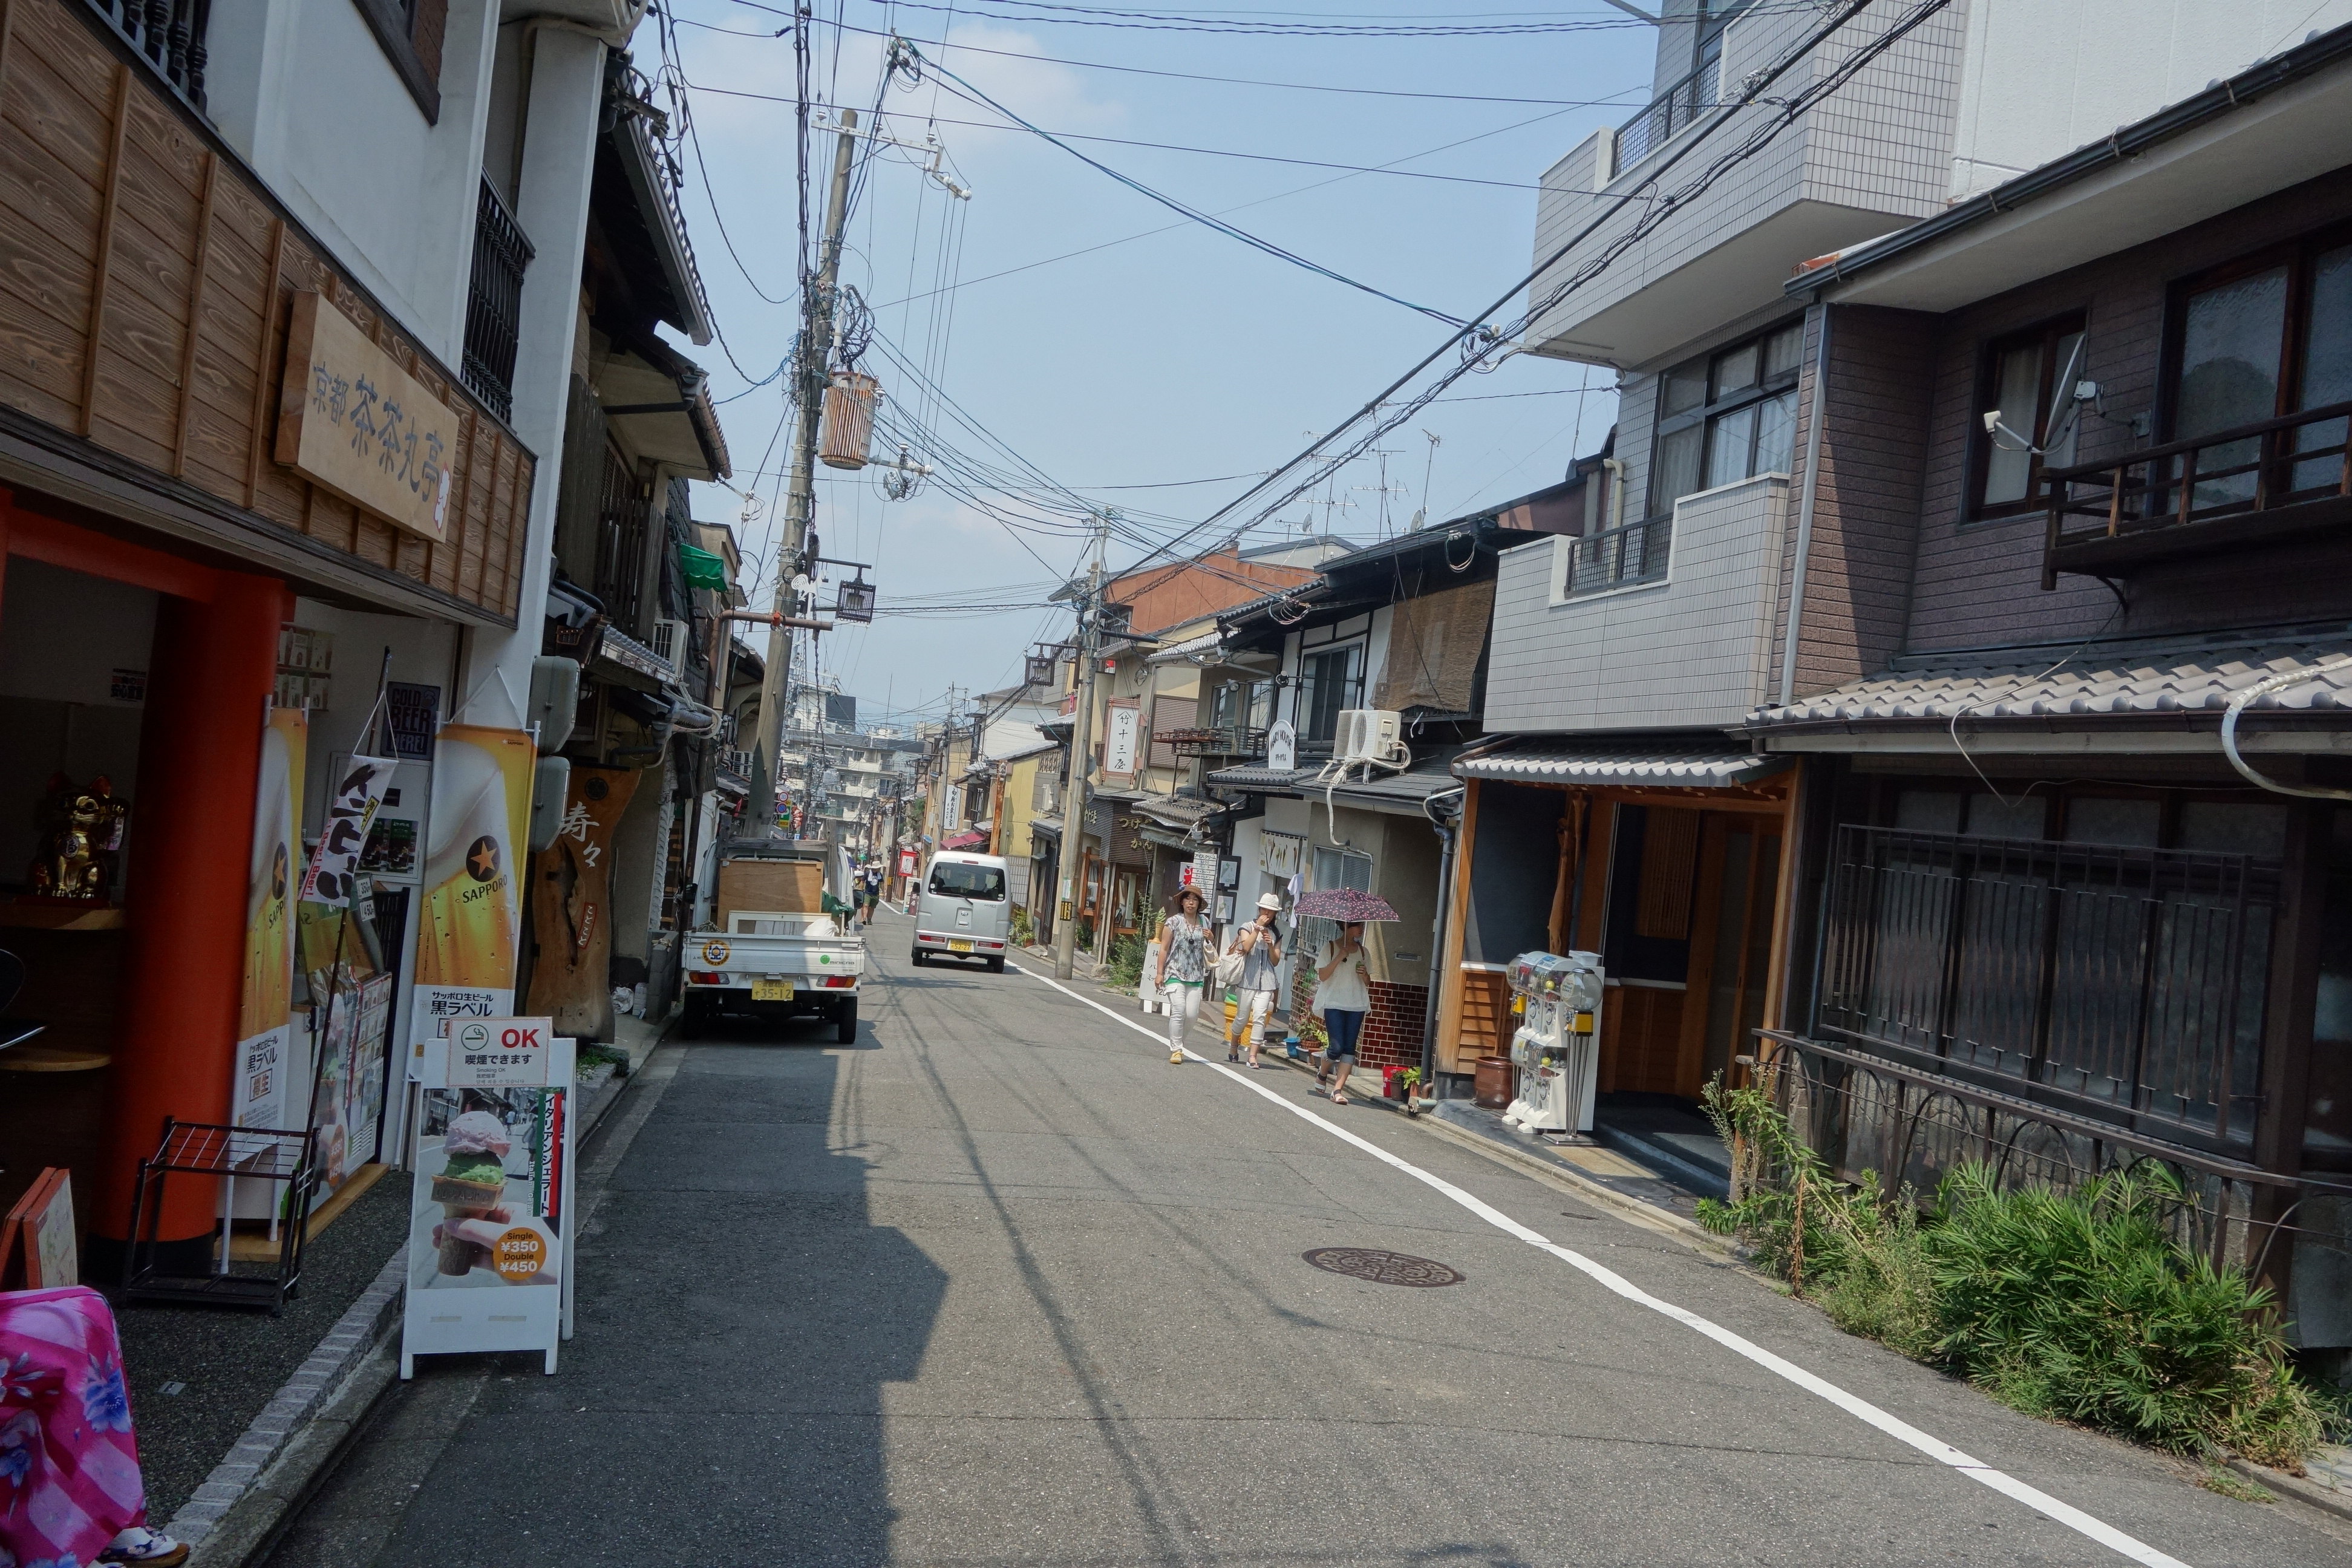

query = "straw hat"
[{"left": 1256, "top": 892, "right": 1284, "bottom": 912}]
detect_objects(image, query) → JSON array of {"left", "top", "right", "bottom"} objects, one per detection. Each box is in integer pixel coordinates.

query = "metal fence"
[
  {"left": 1750, "top": 1032, "right": 2324, "bottom": 1273},
  {"left": 462, "top": 176, "right": 534, "bottom": 424},
  {"left": 1819, "top": 825, "right": 2275, "bottom": 1151},
  {"left": 1615, "top": 46, "right": 1720, "bottom": 172},
  {"left": 85, "top": 1, "right": 210, "bottom": 108},
  {"left": 1564, "top": 514, "right": 1671, "bottom": 598}
]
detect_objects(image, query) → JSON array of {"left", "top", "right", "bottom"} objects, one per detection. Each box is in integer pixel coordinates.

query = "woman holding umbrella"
[{"left": 1294, "top": 886, "right": 1400, "bottom": 1105}]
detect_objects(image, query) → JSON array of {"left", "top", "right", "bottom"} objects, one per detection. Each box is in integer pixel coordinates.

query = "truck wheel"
[
  {"left": 910, "top": 944, "right": 926, "bottom": 967},
  {"left": 835, "top": 1001, "right": 858, "bottom": 1044},
  {"left": 681, "top": 995, "right": 713, "bottom": 1039},
  {"left": 987, "top": 956, "right": 1006, "bottom": 975}
]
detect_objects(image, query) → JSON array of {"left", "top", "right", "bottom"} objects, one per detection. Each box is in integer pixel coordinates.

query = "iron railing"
[
  {"left": 1158, "top": 725, "right": 1266, "bottom": 758},
  {"left": 2040, "top": 398, "right": 2352, "bottom": 584},
  {"left": 85, "top": 1, "right": 210, "bottom": 109},
  {"left": 1818, "top": 825, "right": 2276, "bottom": 1151},
  {"left": 1749, "top": 1033, "right": 2331, "bottom": 1274},
  {"left": 1615, "top": 44, "right": 1720, "bottom": 171},
  {"left": 1564, "top": 514, "right": 1671, "bottom": 598},
  {"left": 462, "top": 175, "right": 534, "bottom": 424}
]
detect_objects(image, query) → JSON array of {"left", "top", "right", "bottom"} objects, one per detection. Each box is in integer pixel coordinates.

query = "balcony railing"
[
  {"left": 1158, "top": 725, "right": 1266, "bottom": 759},
  {"left": 463, "top": 175, "right": 534, "bottom": 425},
  {"left": 85, "top": 0, "right": 208, "bottom": 109},
  {"left": 1818, "top": 825, "right": 2276, "bottom": 1152},
  {"left": 2040, "top": 399, "right": 2352, "bottom": 586},
  {"left": 1563, "top": 514, "right": 1671, "bottom": 598},
  {"left": 1615, "top": 45, "right": 1720, "bottom": 172}
]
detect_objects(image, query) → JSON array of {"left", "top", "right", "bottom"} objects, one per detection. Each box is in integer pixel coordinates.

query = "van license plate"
[
  {"left": 949, "top": 939, "right": 975, "bottom": 954},
  {"left": 753, "top": 978, "right": 794, "bottom": 1002}
]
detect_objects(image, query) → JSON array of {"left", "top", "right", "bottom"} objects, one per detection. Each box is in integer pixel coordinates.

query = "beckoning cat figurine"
[{"left": 28, "top": 773, "right": 130, "bottom": 901}]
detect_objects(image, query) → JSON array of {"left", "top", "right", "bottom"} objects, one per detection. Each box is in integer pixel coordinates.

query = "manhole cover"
[{"left": 1302, "top": 1247, "right": 1465, "bottom": 1288}]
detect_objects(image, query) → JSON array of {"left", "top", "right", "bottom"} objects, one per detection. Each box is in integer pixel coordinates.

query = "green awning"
[{"left": 678, "top": 543, "right": 731, "bottom": 592}]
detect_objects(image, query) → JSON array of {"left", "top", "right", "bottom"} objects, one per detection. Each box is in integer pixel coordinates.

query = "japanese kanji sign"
[
  {"left": 299, "top": 752, "right": 399, "bottom": 908},
  {"left": 276, "top": 292, "right": 460, "bottom": 544}
]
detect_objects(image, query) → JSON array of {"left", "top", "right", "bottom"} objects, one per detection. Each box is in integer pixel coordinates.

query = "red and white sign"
[
  {"left": 443, "top": 1016, "right": 554, "bottom": 1088},
  {"left": 897, "top": 849, "right": 917, "bottom": 877}
]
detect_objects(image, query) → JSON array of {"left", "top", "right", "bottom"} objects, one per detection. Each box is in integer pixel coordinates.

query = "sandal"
[
  {"left": 1170, "top": 1047, "right": 1185, "bottom": 1063},
  {"left": 102, "top": 1529, "right": 189, "bottom": 1566},
  {"left": 1330, "top": 1092, "right": 1348, "bottom": 1105}
]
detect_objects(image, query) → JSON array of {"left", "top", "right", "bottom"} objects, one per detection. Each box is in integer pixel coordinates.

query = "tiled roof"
[
  {"left": 1145, "top": 630, "right": 1224, "bottom": 664},
  {"left": 1331, "top": 749, "right": 1467, "bottom": 808},
  {"left": 1455, "top": 737, "right": 1786, "bottom": 788},
  {"left": 1748, "top": 632, "right": 2352, "bottom": 729}
]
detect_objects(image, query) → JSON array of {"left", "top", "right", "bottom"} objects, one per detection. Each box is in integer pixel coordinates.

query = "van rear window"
[{"left": 929, "top": 863, "right": 1005, "bottom": 901}]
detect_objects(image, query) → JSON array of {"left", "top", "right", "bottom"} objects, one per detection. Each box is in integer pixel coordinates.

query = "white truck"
[{"left": 679, "top": 842, "right": 864, "bottom": 1042}]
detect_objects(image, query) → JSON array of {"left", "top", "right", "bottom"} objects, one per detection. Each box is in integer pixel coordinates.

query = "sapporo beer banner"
[
  {"left": 414, "top": 725, "right": 535, "bottom": 1053},
  {"left": 400, "top": 1019, "right": 574, "bottom": 1375},
  {"left": 232, "top": 707, "right": 307, "bottom": 1129}
]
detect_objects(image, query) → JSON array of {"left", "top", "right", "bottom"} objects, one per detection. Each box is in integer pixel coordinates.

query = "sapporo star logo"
[
  {"left": 270, "top": 843, "right": 288, "bottom": 900},
  {"left": 466, "top": 835, "right": 501, "bottom": 883}
]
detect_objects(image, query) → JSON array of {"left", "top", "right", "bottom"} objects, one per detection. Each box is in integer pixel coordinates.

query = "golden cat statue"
[{"left": 27, "top": 773, "right": 130, "bottom": 902}]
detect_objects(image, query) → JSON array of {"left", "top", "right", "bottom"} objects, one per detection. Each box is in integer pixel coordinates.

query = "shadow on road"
[{"left": 358, "top": 1041, "right": 946, "bottom": 1567}]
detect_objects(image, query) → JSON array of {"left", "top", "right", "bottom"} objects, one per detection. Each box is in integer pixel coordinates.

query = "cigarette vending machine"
[{"left": 1503, "top": 950, "right": 1604, "bottom": 1137}]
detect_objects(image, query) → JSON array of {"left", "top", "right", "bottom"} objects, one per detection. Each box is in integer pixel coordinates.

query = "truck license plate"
[
  {"left": 949, "top": 939, "right": 974, "bottom": 954},
  {"left": 753, "top": 978, "right": 794, "bottom": 1002}
]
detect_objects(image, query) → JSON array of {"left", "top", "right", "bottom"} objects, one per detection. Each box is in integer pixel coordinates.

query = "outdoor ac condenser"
[{"left": 1335, "top": 708, "right": 1405, "bottom": 766}]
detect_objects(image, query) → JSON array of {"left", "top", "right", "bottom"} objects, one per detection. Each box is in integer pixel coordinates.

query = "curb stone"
[
  {"left": 162, "top": 1025, "right": 675, "bottom": 1563},
  {"left": 2227, "top": 1457, "right": 2352, "bottom": 1524},
  {"left": 165, "top": 1242, "right": 407, "bottom": 1557}
]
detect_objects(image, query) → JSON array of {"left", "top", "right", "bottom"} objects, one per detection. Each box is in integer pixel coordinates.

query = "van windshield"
[{"left": 929, "top": 862, "right": 1005, "bottom": 901}]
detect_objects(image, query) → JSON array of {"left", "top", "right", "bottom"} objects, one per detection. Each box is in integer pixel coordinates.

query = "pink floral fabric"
[{"left": 0, "top": 1287, "right": 147, "bottom": 1568}]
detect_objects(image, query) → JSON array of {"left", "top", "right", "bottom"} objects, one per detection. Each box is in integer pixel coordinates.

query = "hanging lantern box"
[{"left": 819, "top": 372, "right": 880, "bottom": 469}]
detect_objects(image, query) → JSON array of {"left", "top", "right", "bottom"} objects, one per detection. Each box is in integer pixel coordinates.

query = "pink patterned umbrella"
[{"left": 1292, "top": 887, "right": 1400, "bottom": 922}]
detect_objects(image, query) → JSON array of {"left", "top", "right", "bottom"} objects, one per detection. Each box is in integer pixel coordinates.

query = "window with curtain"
[
  {"left": 1298, "top": 643, "right": 1365, "bottom": 749},
  {"left": 1970, "top": 315, "right": 2088, "bottom": 517},
  {"left": 1648, "top": 319, "right": 1803, "bottom": 517}
]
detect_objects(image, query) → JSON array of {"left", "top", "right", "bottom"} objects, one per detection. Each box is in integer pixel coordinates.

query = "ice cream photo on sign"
[{"left": 408, "top": 1094, "right": 561, "bottom": 1293}]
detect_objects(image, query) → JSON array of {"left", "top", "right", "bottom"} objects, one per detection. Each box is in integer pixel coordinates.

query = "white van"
[{"left": 912, "top": 851, "right": 1012, "bottom": 973}]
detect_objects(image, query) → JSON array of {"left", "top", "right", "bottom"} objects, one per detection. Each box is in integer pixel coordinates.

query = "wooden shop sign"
[{"left": 276, "top": 292, "right": 459, "bottom": 544}]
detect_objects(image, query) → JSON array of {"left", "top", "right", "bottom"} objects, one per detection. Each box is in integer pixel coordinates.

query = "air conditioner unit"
[
  {"left": 1336, "top": 709, "right": 1403, "bottom": 765},
  {"left": 650, "top": 617, "right": 688, "bottom": 670}
]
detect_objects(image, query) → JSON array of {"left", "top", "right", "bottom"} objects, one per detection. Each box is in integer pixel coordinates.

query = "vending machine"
[{"left": 1503, "top": 950, "right": 1604, "bottom": 1138}]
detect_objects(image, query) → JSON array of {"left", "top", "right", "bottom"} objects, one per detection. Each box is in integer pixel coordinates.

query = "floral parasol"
[{"left": 1292, "top": 887, "right": 1400, "bottom": 923}]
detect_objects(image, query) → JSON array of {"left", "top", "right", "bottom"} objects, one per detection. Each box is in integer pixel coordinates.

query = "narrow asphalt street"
[{"left": 266, "top": 906, "right": 2352, "bottom": 1567}]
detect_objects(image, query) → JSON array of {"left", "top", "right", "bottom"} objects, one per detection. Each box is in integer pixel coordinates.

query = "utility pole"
[
  {"left": 751, "top": 107, "right": 860, "bottom": 832},
  {"left": 1053, "top": 517, "right": 1111, "bottom": 981}
]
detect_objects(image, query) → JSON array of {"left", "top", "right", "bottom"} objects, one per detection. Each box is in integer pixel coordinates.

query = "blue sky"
[{"left": 656, "top": 2, "right": 1659, "bottom": 728}]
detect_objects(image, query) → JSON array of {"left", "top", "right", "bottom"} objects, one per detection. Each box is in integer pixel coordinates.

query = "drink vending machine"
[{"left": 1503, "top": 950, "right": 1604, "bottom": 1137}]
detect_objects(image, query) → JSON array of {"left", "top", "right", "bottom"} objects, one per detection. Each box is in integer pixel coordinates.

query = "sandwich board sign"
[{"left": 400, "top": 1018, "right": 575, "bottom": 1376}]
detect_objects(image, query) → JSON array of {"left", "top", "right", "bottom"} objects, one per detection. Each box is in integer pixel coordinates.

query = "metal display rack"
[{"left": 122, "top": 1119, "right": 318, "bottom": 1312}]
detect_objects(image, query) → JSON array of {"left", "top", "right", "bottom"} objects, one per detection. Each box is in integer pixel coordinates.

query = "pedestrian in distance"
[
  {"left": 1155, "top": 884, "right": 1212, "bottom": 1063},
  {"left": 1224, "top": 892, "right": 1285, "bottom": 1068},
  {"left": 859, "top": 857, "right": 884, "bottom": 924},
  {"left": 1313, "top": 920, "right": 1372, "bottom": 1105}
]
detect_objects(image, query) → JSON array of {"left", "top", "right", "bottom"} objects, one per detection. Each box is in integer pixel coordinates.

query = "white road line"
[{"left": 1007, "top": 960, "right": 2192, "bottom": 1568}]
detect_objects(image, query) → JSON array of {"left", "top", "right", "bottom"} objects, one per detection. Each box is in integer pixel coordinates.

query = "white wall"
[
  {"left": 1484, "top": 474, "right": 1790, "bottom": 733},
  {"left": 1947, "top": 0, "right": 2352, "bottom": 197},
  {"left": 206, "top": 0, "right": 504, "bottom": 365}
]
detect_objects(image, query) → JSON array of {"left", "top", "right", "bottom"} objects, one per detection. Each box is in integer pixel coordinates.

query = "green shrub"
[
  {"left": 1697, "top": 1077, "right": 2325, "bottom": 1469},
  {"left": 1105, "top": 930, "right": 1148, "bottom": 988},
  {"left": 1010, "top": 907, "right": 1034, "bottom": 947}
]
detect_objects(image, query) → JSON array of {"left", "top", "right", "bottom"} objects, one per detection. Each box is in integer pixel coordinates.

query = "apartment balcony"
[
  {"left": 1524, "top": 4, "right": 1964, "bottom": 367},
  {"left": 2042, "top": 400, "right": 2352, "bottom": 587},
  {"left": 1485, "top": 474, "right": 1790, "bottom": 733}
]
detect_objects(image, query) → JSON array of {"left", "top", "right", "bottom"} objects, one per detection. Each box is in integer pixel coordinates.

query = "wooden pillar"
[{"left": 98, "top": 570, "right": 290, "bottom": 1248}]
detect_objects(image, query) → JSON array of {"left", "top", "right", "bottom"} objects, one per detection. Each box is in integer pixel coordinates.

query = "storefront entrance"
[{"left": 1593, "top": 803, "right": 1782, "bottom": 1100}]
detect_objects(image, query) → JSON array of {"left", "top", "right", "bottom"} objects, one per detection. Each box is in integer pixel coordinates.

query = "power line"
[
  {"left": 680, "top": 83, "right": 1556, "bottom": 190},
  {"left": 694, "top": 11, "right": 1653, "bottom": 109},
  {"left": 1102, "top": 0, "right": 1953, "bottom": 583}
]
